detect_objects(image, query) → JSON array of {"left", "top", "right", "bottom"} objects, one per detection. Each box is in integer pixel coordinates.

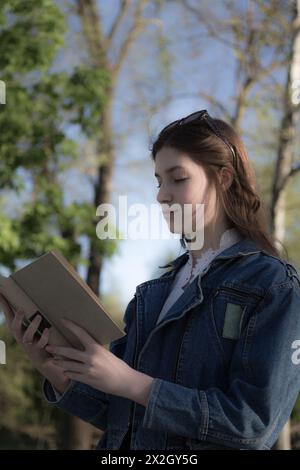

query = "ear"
[{"left": 218, "top": 167, "right": 233, "bottom": 191}]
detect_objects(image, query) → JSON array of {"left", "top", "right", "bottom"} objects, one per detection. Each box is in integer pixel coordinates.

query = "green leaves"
[
  {"left": 0, "top": 0, "right": 116, "bottom": 270},
  {"left": 65, "top": 66, "right": 111, "bottom": 136},
  {"left": 0, "top": 1, "right": 120, "bottom": 448},
  {"left": 0, "top": 0, "right": 66, "bottom": 74}
]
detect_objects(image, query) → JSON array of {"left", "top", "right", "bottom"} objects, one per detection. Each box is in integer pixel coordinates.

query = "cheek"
[
  {"left": 186, "top": 190, "right": 210, "bottom": 224},
  {"left": 177, "top": 180, "right": 199, "bottom": 199},
  {"left": 183, "top": 185, "right": 208, "bottom": 207}
]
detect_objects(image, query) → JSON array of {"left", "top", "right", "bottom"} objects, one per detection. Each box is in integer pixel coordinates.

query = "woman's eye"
[{"left": 156, "top": 178, "right": 188, "bottom": 188}]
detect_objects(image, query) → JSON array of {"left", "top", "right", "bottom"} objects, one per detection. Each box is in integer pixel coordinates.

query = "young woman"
[{"left": 1, "top": 110, "right": 300, "bottom": 450}]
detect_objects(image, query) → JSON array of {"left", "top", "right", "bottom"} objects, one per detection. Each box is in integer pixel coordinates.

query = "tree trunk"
[
  {"left": 270, "top": 0, "right": 300, "bottom": 450},
  {"left": 70, "top": 0, "right": 151, "bottom": 449}
]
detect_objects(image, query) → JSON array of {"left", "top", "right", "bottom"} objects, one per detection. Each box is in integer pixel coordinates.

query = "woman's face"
[{"left": 155, "top": 146, "right": 218, "bottom": 236}]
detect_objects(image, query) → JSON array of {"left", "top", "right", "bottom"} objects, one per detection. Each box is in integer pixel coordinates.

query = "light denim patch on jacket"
[{"left": 43, "top": 237, "right": 300, "bottom": 450}]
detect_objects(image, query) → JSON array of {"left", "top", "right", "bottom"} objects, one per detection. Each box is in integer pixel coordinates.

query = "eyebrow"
[{"left": 154, "top": 165, "right": 185, "bottom": 177}]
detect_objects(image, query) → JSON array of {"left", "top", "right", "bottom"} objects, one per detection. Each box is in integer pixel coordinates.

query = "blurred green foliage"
[{"left": 0, "top": 0, "right": 119, "bottom": 449}]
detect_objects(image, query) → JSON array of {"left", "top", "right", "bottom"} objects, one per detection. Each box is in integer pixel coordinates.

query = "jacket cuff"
[
  {"left": 43, "top": 378, "right": 76, "bottom": 404},
  {"left": 142, "top": 378, "right": 209, "bottom": 438}
]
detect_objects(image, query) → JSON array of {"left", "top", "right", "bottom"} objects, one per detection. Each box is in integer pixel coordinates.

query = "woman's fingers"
[
  {"left": 5, "top": 306, "right": 48, "bottom": 349},
  {"left": 53, "top": 359, "right": 86, "bottom": 374},
  {"left": 45, "top": 345, "right": 87, "bottom": 363},
  {"left": 36, "top": 327, "right": 50, "bottom": 349},
  {"left": 0, "top": 293, "right": 15, "bottom": 325},
  {"left": 22, "top": 314, "right": 42, "bottom": 344},
  {"left": 11, "top": 308, "right": 25, "bottom": 342}
]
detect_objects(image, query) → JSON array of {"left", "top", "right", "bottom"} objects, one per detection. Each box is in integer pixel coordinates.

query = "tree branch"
[
  {"left": 106, "top": 0, "right": 131, "bottom": 51},
  {"left": 77, "top": 0, "right": 107, "bottom": 68},
  {"left": 113, "top": 0, "right": 150, "bottom": 76},
  {"left": 181, "top": 0, "right": 241, "bottom": 50}
]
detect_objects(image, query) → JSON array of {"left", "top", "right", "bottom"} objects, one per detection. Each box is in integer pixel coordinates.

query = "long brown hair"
[{"left": 150, "top": 114, "right": 287, "bottom": 260}]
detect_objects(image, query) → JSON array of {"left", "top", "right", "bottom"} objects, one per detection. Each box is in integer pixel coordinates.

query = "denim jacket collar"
[
  {"left": 168, "top": 237, "right": 263, "bottom": 275},
  {"left": 135, "top": 237, "right": 264, "bottom": 342}
]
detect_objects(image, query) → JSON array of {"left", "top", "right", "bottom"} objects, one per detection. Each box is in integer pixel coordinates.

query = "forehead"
[
  {"left": 155, "top": 147, "right": 191, "bottom": 168},
  {"left": 154, "top": 147, "right": 201, "bottom": 174}
]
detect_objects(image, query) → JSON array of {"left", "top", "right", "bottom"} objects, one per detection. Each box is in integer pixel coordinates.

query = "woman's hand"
[
  {"left": 0, "top": 292, "right": 70, "bottom": 394},
  {"left": 45, "top": 318, "right": 154, "bottom": 405}
]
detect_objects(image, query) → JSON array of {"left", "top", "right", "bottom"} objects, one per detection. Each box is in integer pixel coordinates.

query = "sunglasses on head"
[{"left": 161, "top": 109, "right": 237, "bottom": 168}]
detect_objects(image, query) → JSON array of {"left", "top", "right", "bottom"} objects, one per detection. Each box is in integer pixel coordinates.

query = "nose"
[{"left": 156, "top": 186, "right": 172, "bottom": 205}]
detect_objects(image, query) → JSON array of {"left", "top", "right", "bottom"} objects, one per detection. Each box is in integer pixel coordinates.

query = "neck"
[{"left": 185, "top": 215, "right": 234, "bottom": 267}]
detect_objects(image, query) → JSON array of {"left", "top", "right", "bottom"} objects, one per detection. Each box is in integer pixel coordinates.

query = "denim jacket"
[{"left": 43, "top": 237, "right": 300, "bottom": 450}]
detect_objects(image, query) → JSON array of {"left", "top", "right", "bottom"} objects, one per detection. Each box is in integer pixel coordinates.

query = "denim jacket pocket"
[{"left": 210, "top": 286, "right": 262, "bottom": 367}]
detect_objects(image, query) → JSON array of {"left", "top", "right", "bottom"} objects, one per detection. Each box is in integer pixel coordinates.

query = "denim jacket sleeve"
[
  {"left": 142, "top": 278, "right": 300, "bottom": 448},
  {"left": 42, "top": 377, "right": 110, "bottom": 431},
  {"left": 42, "top": 296, "right": 135, "bottom": 432}
]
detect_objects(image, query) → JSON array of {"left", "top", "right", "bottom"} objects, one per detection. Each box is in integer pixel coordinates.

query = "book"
[{"left": 0, "top": 250, "right": 125, "bottom": 349}]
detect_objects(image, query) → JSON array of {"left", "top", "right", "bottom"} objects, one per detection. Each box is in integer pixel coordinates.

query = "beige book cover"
[{"left": 0, "top": 250, "right": 125, "bottom": 349}]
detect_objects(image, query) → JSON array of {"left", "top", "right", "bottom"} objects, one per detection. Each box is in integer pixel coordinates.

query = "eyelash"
[{"left": 156, "top": 178, "right": 188, "bottom": 189}]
